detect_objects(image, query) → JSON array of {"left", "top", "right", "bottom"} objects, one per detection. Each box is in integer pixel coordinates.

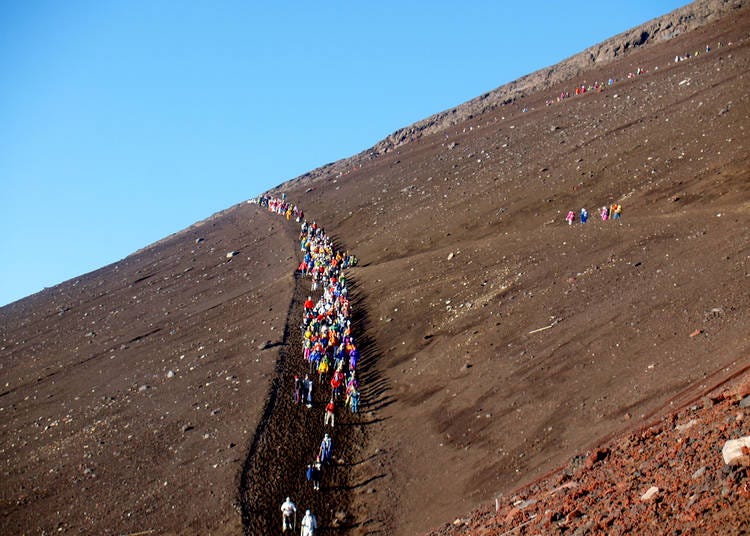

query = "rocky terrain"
[
  {"left": 428, "top": 373, "right": 750, "bottom": 535},
  {"left": 1, "top": 1, "right": 749, "bottom": 534}
]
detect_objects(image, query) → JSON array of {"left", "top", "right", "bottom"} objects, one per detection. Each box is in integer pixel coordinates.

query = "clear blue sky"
[{"left": 0, "top": 1, "right": 689, "bottom": 306}]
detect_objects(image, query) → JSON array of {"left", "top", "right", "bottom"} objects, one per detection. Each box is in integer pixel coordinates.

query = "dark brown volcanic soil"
[
  {"left": 2, "top": 2, "right": 750, "bottom": 535},
  {"left": 1, "top": 205, "right": 300, "bottom": 534}
]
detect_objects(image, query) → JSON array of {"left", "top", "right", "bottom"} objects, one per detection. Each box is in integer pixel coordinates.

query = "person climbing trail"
[
  {"left": 303, "top": 375, "right": 313, "bottom": 408},
  {"left": 300, "top": 509, "right": 318, "bottom": 536},
  {"left": 281, "top": 497, "right": 296, "bottom": 532},
  {"left": 324, "top": 398, "right": 335, "bottom": 427},
  {"left": 319, "top": 433, "right": 333, "bottom": 464},
  {"left": 293, "top": 375, "right": 303, "bottom": 404}
]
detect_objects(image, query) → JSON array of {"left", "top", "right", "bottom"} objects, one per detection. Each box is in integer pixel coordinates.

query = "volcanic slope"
[
  {"left": 1, "top": 2, "right": 749, "bottom": 536},
  {"left": 0, "top": 205, "right": 300, "bottom": 535},
  {"left": 274, "top": 7, "right": 750, "bottom": 534}
]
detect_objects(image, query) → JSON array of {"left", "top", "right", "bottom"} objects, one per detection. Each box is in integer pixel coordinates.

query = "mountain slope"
[
  {"left": 1, "top": 1, "right": 749, "bottom": 534},
  {"left": 276, "top": 4, "right": 750, "bottom": 533}
]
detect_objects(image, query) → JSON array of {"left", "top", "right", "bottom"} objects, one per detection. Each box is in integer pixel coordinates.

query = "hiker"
[
  {"left": 319, "top": 433, "right": 333, "bottom": 464},
  {"left": 312, "top": 461, "right": 322, "bottom": 490},
  {"left": 613, "top": 204, "right": 622, "bottom": 219},
  {"left": 333, "top": 343, "right": 346, "bottom": 370},
  {"left": 303, "top": 375, "right": 313, "bottom": 408},
  {"left": 348, "top": 347, "right": 359, "bottom": 371},
  {"left": 580, "top": 208, "right": 588, "bottom": 224},
  {"left": 349, "top": 388, "right": 360, "bottom": 413},
  {"left": 301, "top": 509, "right": 318, "bottom": 536},
  {"left": 317, "top": 355, "right": 329, "bottom": 381},
  {"left": 330, "top": 369, "right": 344, "bottom": 400},
  {"left": 600, "top": 206, "right": 609, "bottom": 221},
  {"left": 305, "top": 463, "right": 313, "bottom": 487},
  {"left": 293, "top": 375, "right": 302, "bottom": 404},
  {"left": 347, "top": 369, "right": 358, "bottom": 387},
  {"left": 306, "top": 461, "right": 322, "bottom": 490},
  {"left": 324, "top": 398, "right": 335, "bottom": 427},
  {"left": 309, "top": 348, "right": 322, "bottom": 375},
  {"left": 281, "top": 497, "right": 297, "bottom": 532},
  {"left": 565, "top": 210, "right": 575, "bottom": 225}
]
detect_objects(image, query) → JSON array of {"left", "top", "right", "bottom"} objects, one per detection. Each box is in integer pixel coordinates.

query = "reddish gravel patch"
[{"left": 426, "top": 371, "right": 750, "bottom": 535}]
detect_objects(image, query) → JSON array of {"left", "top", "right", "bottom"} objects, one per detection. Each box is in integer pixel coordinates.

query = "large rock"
[{"left": 721, "top": 436, "right": 750, "bottom": 466}]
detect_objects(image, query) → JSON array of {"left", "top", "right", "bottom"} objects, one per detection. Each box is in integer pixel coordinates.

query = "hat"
[{"left": 306, "top": 509, "right": 311, "bottom": 515}]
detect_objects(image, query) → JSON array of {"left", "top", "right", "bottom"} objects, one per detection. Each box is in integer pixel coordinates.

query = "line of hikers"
[
  {"left": 565, "top": 203, "right": 622, "bottom": 225},
  {"left": 262, "top": 194, "right": 361, "bottom": 535},
  {"left": 257, "top": 193, "right": 305, "bottom": 223},
  {"left": 546, "top": 39, "right": 729, "bottom": 108}
]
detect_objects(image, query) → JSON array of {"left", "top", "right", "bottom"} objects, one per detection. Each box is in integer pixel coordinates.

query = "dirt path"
[{"left": 239, "top": 254, "right": 369, "bottom": 533}]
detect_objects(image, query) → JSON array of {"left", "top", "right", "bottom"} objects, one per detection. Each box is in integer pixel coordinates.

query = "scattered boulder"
[
  {"left": 675, "top": 419, "right": 698, "bottom": 432},
  {"left": 721, "top": 437, "right": 750, "bottom": 466},
  {"left": 226, "top": 251, "right": 239, "bottom": 259},
  {"left": 691, "top": 466, "right": 707, "bottom": 480},
  {"left": 640, "top": 486, "right": 659, "bottom": 501}
]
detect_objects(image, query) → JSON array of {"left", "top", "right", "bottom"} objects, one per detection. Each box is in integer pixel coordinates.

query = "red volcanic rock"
[{"left": 585, "top": 447, "right": 612, "bottom": 469}]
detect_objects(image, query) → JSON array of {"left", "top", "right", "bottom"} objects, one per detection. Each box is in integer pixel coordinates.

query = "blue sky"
[{"left": 0, "top": 1, "right": 689, "bottom": 306}]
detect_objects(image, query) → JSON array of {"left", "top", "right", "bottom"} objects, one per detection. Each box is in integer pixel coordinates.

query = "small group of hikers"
[
  {"left": 546, "top": 39, "right": 731, "bottom": 109},
  {"left": 277, "top": 432, "right": 333, "bottom": 533},
  {"left": 675, "top": 43, "right": 718, "bottom": 62},
  {"left": 544, "top": 63, "right": 654, "bottom": 106},
  {"left": 281, "top": 497, "right": 317, "bottom": 535},
  {"left": 263, "top": 193, "right": 363, "bottom": 535},
  {"left": 565, "top": 203, "right": 622, "bottom": 225},
  {"left": 257, "top": 193, "right": 305, "bottom": 223}
]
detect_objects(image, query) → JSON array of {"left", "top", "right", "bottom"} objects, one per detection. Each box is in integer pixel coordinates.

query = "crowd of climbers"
[
  {"left": 565, "top": 203, "right": 622, "bottom": 225},
  {"left": 258, "top": 193, "right": 360, "bottom": 535}
]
